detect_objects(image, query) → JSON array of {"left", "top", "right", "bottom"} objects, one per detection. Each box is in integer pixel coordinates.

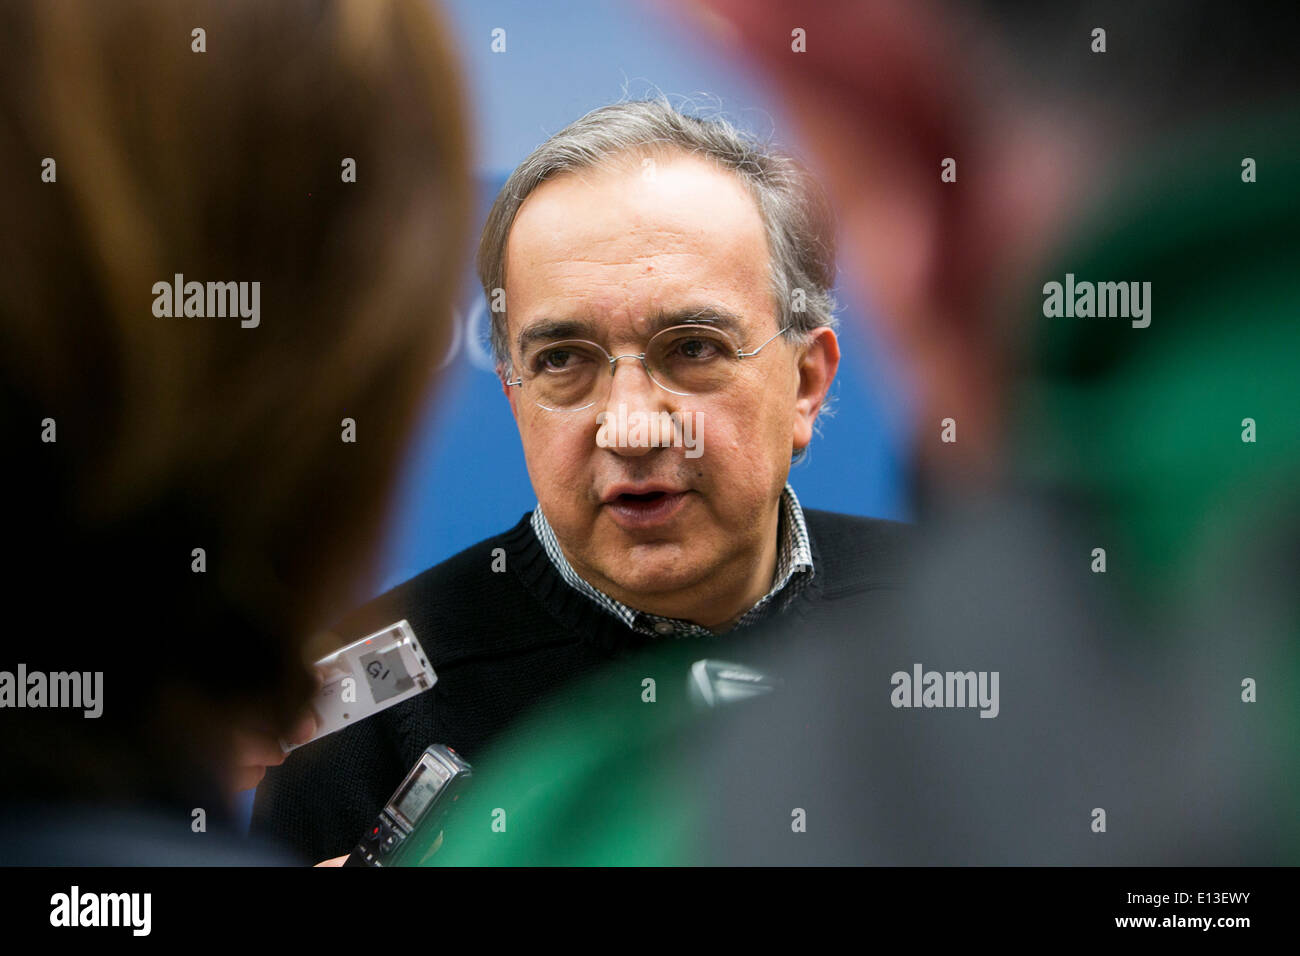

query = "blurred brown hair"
[{"left": 0, "top": 0, "right": 471, "bottom": 811}]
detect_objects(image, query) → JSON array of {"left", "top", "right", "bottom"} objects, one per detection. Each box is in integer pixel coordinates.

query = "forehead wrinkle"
[{"left": 506, "top": 157, "right": 775, "bottom": 354}]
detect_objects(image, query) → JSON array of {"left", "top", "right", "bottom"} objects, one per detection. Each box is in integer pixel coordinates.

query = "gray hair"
[{"left": 477, "top": 97, "right": 839, "bottom": 380}]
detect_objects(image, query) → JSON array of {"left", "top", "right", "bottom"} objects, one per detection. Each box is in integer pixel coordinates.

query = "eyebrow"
[{"left": 515, "top": 306, "right": 747, "bottom": 355}]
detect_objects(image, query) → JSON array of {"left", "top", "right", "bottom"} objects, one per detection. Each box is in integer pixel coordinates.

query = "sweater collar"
[{"left": 529, "top": 483, "right": 814, "bottom": 638}]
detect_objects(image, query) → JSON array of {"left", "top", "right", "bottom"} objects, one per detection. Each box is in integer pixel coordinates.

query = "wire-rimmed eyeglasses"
[{"left": 503, "top": 323, "right": 792, "bottom": 412}]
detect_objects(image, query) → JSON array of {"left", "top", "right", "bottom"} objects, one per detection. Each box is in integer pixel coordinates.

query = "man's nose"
[{"left": 597, "top": 356, "right": 673, "bottom": 457}]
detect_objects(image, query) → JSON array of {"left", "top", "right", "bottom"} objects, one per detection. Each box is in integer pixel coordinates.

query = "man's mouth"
[{"left": 601, "top": 486, "right": 690, "bottom": 529}]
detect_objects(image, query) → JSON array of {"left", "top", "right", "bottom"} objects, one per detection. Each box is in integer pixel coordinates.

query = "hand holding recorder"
[{"left": 235, "top": 621, "right": 436, "bottom": 794}]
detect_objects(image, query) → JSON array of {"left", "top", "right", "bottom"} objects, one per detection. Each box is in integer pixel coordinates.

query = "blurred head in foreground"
[
  {"left": 684, "top": 0, "right": 1300, "bottom": 483},
  {"left": 0, "top": 0, "right": 470, "bottom": 818}
]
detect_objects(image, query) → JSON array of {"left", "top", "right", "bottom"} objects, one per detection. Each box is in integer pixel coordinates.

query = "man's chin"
[{"left": 587, "top": 546, "right": 714, "bottom": 606}]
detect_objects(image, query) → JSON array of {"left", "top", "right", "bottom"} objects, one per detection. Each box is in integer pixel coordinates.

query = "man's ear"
[
  {"left": 792, "top": 327, "right": 839, "bottom": 453},
  {"left": 499, "top": 365, "right": 520, "bottom": 422}
]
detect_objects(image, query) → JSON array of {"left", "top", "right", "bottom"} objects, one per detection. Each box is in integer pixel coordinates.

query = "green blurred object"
[
  {"left": 1010, "top": 109, "right": 1300, "bottom": 860},
  {"left": 421, "top": 640, "right": 713, "bottom": 866},
  {"left": 1013, "top": 110, "right": 1300, "bottom": 621}
]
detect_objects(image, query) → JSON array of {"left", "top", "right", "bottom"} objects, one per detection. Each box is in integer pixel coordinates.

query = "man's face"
[{"left": 502, "top": 150, "right": 833, "bottom": 625}]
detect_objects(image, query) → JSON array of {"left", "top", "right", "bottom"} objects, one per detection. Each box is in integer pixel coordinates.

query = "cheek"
[
  {"left": 715, "top": 379, "right": 795, "bottom": 449},
  {"left": 698, "top": 399, "right": 790, "bottom": 485},
  {"left": 519, "top": 419, "right": 591, "bottom": 497}
]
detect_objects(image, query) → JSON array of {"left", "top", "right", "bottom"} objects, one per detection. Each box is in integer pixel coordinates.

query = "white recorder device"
[{"left": 281, "top": 619, "right": 436, "bottom": 754}]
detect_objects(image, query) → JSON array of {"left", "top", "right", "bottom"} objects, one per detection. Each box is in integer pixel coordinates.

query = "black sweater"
[{"left": 250, "top": 508, "right": 907, "bottom": 863}]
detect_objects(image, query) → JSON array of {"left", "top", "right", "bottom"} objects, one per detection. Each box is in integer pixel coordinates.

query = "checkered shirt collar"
[{"left": 529, "top": 483, "right": 814, "bottom": 638}]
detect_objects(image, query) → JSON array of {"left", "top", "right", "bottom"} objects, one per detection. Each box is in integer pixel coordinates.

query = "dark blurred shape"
[{"left": 0, "top": 0, "right": 470, "bottom": 860}]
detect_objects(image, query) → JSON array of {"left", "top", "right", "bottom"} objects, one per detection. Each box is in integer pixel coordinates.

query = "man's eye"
[
  {"left": 543, "top": 348, "right": 574, "bottom": 369},
  {"left": 535, "top": 346, "right": 596, "bottom": 373},
  {"left": 676, "top": 337, "right": 721, "bottom": 360}
]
